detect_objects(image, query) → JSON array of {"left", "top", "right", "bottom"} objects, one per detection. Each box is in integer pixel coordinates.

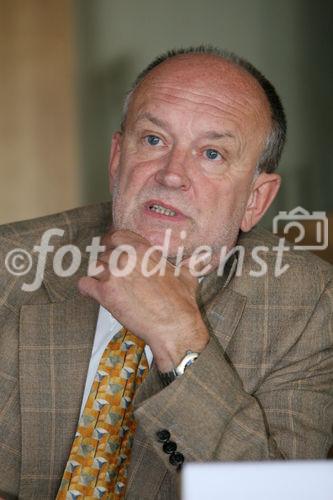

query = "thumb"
[{"left": 78, "top": 276, "right": 101, "bottom": 301}]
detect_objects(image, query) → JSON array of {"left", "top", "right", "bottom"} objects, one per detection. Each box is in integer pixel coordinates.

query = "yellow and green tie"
[{"left": 56, "top": 327, "right": 149, "bottom": 499}]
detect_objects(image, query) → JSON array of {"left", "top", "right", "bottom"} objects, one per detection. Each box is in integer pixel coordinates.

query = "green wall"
[{"left": 75, "top": 0, "right": 333, "bottom": 226}]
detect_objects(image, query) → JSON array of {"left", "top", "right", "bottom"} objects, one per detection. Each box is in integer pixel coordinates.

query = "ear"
[
  {"left": 240, "top": 172, "right": 281, "bottom": 232},
  {"left": 108, "top": 131, "right": 122, "bottom": 192}
]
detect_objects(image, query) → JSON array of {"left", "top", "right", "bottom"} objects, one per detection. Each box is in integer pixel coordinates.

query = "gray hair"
[{"left": 121, "top": 46, "right": 287, "bottom": 173}]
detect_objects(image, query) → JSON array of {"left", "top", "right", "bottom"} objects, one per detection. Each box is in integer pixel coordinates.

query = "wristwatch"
[{"left": 158, "top": 350, "right": 200, "bottom": 387}]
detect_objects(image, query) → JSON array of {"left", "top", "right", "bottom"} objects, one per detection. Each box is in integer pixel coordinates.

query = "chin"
[
  {"left": 139, "top": 228, "right": 188, "bottom": 256},
  {"left": 140, "top": 228, "right": 174, "bottom": 248}
]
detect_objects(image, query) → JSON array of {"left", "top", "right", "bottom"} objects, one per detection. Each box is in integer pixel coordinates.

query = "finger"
[
  {"left": 87, "top": 259, "right": 110, "bottom": 279},
  {"left": 78, "top": 276, "right": 102, "bottom": 301}
]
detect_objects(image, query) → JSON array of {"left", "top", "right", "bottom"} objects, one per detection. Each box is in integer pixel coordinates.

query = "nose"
[{"left": 154, "top": 150, "right": 191, "bottom": 191}]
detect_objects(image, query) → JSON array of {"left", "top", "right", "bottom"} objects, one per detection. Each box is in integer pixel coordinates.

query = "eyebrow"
[
  {"left": 134, "top": 112, "right": 169, "bottom": 130},
  {"left": 201, "top": 131, "right": 236, "bottom": 141},
  {"left": 134, "top": 112, "right": 236, "bottom": 142}
]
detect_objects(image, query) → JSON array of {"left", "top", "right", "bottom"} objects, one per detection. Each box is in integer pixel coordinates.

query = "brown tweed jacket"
[{"left": 0, "top": 202, "right": 332, "bottom": 499}]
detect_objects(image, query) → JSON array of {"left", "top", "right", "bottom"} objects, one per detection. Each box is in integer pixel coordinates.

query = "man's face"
[{"left": 109, "top": 55, "right": 279, "bottom": 268}]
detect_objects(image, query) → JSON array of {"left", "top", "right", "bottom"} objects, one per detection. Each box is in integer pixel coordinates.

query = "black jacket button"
[
  {"left": 163, "top": 441, "right": 177, "bottom": 454},
  {"left": 156, "top": 429, "right": 171, "bottom": 442},
  {"left": 169, "top": 452, "right": 185, "bottom": 467}
]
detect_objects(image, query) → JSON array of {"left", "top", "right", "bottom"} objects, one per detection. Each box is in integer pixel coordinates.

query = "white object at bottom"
[{"left": 182, "top": 461, "right": 333, "bottom": 500}]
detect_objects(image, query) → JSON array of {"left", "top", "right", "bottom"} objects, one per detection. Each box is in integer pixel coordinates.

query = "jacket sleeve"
[{"left": 133, "top": 280, "right": 333, "bottom": 472}]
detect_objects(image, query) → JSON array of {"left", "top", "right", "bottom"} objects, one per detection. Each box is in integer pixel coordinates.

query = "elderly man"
[{"left": 0, "top": 47, "right": 332, "bottom": 500}]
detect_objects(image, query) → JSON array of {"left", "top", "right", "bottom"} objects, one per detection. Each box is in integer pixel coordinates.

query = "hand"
[{"left": 78, "top": 230, "right": 209, "bottom": 371}]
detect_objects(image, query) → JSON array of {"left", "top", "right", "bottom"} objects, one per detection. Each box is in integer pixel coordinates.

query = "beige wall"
[{"left": 0, "top": 0, "right": 80, "bottom": 224}]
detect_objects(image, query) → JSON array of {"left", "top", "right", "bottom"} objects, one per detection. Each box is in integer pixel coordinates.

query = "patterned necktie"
[{"left": 56, "top": 327, "right": 149, "bottom": 500}]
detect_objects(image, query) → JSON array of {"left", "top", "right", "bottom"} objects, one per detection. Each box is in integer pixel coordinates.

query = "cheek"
[
  {"left": 220, "top": 172, "right": 253, "bottom": 205},
  {"left": 199, "top": 177, "right": 250, "bottom": 229},
  {"left": 198, "top": 177, "right": 235, "bottom": 214},
  {"left": 114, "top": 163, "right": 141, "bottom": 196},
  {"left": 120, "top": 151, "right": 157, "bottom": 187}
]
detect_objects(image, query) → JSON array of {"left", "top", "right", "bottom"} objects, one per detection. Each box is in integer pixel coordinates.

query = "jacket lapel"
[{"left": 18, "top": 294, "right": 99, "bottom": 498}]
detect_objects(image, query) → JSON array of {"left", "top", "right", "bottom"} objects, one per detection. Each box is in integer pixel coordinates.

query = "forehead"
[{"left": 128, "top": 54, "right": 271, "bottom": 130}]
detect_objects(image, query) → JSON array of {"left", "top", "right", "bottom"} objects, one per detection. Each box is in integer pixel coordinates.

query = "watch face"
[
  {"left": 158, "top": 352, "right": 200, "bottom": 386},
  {"left": 175, "top": 352, "right": 200, "bottom": 376},
  {"left": 184, "top": 358, "right": 195, "bottom": 370}
]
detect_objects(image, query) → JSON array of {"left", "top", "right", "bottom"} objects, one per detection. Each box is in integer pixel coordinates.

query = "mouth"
[{"left": 144, "top": 199, "right": 186, "bottom": 220}]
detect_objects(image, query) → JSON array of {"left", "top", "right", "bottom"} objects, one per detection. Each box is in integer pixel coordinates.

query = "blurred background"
[{"left": 0, "top": 0, "right": 332, "bottom": 259}]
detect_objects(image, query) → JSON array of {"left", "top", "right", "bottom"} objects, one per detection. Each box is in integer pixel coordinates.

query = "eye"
[
  {"left": 145, "top": 134, "right": 162, "bottom": 146},
  {"left": 204, "top": 148, "right": 222, "bottom": 161}
]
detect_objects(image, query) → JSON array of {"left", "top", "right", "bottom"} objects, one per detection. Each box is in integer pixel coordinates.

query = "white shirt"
[{"left": 80, "top": 305, "right": 153, "bottom": 416}]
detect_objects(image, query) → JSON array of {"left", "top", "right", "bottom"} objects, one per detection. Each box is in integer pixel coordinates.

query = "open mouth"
[
  {"left": 144, "top": 199, "right": 186, "bottom": 220},
  {"left": 148, "top": 203, "right": 177, "bottom": 217}
]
